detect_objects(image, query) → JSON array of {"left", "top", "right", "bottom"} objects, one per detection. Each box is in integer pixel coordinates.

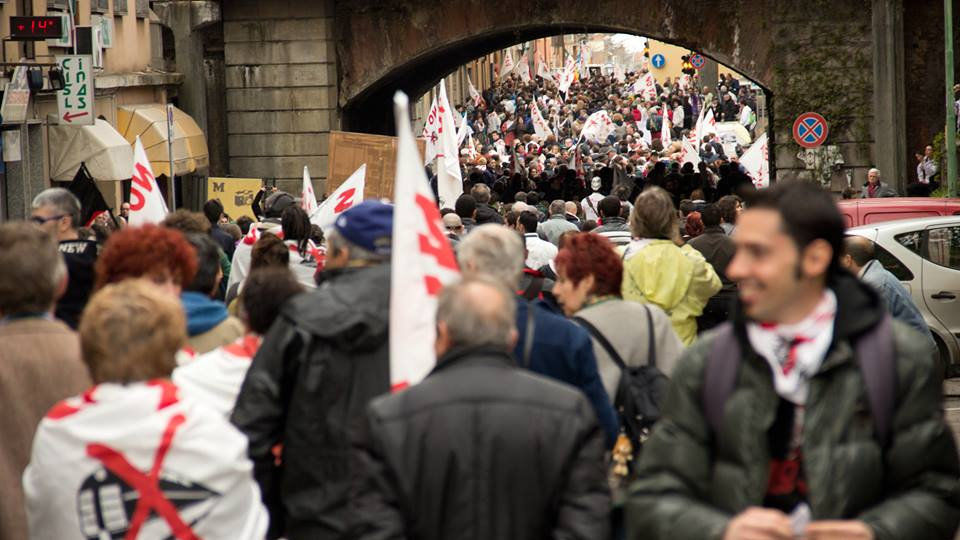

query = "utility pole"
[{"left": 946, "top": 0, "right": 957, "bottom": 196}]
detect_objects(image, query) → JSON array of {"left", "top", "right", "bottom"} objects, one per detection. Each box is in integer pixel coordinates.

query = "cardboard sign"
[
  {"left": 207, "top": 177, "right": 263, "bottom": 220},
  {"left": 327, "top": 131, "right": 425, "bottom": 201}
]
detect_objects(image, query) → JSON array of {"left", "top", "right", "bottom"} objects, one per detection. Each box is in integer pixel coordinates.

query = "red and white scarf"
[{"left": 745, "top": 290, "right": 837, "bottom": 404}]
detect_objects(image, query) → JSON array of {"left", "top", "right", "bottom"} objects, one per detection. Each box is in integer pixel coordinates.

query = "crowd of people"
[{"left": 0, "top": 66, "right": 957, "bottom": 540}]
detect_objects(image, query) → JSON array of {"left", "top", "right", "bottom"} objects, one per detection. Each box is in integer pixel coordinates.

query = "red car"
[{"left": 837, "top": 198, "right": 960, "bottom": 228}]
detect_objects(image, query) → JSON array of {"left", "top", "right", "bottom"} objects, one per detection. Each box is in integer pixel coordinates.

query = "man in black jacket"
[
  {"left": 348, "top": 277, "right": 610, "bottom": 539},
  {"left": 231, "top": 201, "right": 393, "bottom": 540}
]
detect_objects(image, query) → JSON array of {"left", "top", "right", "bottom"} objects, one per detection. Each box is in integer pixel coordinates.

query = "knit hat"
[{"left": 333, "top": 200, "right": 393, "bottom": 255}]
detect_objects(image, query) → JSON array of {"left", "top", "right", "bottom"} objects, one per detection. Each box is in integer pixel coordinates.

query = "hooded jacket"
[
  {"left": 181, "top": 291, "right": 244, "bottom": 355},
  {"left": 622, "top": 239, "right": 722, "bottom": 345},
  {"left": 231, "top": 264, "right": 390, "bottom": 540},
  {"left": 627, "top": 274, "right": 960, "bottom": 540}
]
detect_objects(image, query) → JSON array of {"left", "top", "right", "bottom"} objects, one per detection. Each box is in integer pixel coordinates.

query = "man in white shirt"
[{"left": 516, "top": 210, "right": 557, "bottom": 270}]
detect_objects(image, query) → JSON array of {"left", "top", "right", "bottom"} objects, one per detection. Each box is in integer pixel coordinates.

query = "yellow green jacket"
[{"left": 621, "top": 239, "right": 722, "bottom": 345}]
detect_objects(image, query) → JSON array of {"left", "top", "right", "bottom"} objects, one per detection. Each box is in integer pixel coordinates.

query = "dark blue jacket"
[{"left": 514, "top": 298, "right": 619, "bottom": 447}]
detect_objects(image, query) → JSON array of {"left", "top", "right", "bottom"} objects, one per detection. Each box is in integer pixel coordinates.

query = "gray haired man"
[
  {"left": 860, "top": 168, "right": 897, "bottom": 198},
  {"left": 30, "top": 188, "right": 98, "bottom": 329},
  {"left": 538, "top": 199, "right": 580, "bottom": 246},
  {"left": 348, "top": 277, "right": 610, "bottom": 539}
]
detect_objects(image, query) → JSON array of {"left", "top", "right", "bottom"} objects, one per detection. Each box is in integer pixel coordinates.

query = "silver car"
[{"left": 848, "top": 216, "right": 960, "bottom": 374}]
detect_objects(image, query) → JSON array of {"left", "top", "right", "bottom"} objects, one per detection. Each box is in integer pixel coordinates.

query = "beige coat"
[
  {"left": 187, "top": 315, "right": 245, "bottom": 355},
  {"left": 0, "top": 318, "right": 90, "bottom": 540}
]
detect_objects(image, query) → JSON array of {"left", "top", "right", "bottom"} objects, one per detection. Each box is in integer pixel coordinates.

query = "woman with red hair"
[
  {"left": 95, "top": 224, "right": 197, "bottom": 296},
  {"left": 554, "top": 233, "right": 684, "bottom": 402}
]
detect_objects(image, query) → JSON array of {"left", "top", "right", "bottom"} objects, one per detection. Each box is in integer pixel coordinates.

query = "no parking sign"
[
  {"left": 792, "top": 112, "right": 829, "bottom": 148},
  {"left": 690, "top": 54, "right": 705, "bottom": 70}
]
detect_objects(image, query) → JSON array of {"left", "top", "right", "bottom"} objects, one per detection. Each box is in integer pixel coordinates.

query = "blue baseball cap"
[{"left": 333, "top": 200, "right": 393, "bottom": 255}]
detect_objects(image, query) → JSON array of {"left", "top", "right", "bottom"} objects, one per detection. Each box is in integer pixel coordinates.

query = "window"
[
  {"left": 47, "top": 0, "right": 69, "bottom": 8},
  {"left": 91, "top": 0, "right": 109, "bottom": 13},
  {"left": 135, "top": 0, "right": 150, "bottom": 18},
  {"left": 925, "top": 226, "right": 960, "bottom": 271},
  {"left": 114, "top": 0, "right": 128, "bottom": 15},
  {"left": 895, "top": 231, "right": 923, "bottom": 256},
  {"left": 874, "top": 244, "right": 914, "bottom": 281}
]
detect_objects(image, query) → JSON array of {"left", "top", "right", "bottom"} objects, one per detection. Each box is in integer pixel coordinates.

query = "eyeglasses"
[{"left": 30, "top": 214, "right": 66, "bottom": 224}]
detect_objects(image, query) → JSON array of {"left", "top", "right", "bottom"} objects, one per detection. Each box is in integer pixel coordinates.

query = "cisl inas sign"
[{"left": 56, "top": 55, "right": 95, "bottom": 125}]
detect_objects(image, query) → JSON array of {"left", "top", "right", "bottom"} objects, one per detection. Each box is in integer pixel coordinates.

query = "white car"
[{"left": 848, "top": 216, "right": 960, "bottom": 374}]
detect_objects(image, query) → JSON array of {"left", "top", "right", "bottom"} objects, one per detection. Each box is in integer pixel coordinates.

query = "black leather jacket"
[
  {"left": 231, "top": 263, "right": 391, "bottom": 540},
  {"left": 347, "top": 345, "right": 610, "bottom": 540}
]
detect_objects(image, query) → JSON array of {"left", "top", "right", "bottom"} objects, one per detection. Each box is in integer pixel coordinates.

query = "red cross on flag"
[
  {"left": 23, "top": 381, "right": 268, "bottom": 539},
  {"left": 580, "top": 110, "right": 615, "bottom": 143},
  {"left": 530, "top": 101, "right": 552, "bottom": 141},
  {"left": 390, "top": 91, "right": 460, "bottom": 391},
  {"left": 500, "top": 49, "right": 515, "bottom": 77},
  {"left": 310, "top": 164, "right": 366, "bottom": 231},
  {"left": 127, "top": 137, "right": 168, "bottom": 226},
  {"left": 741, "top": 133, "right": 770, "bottom": 189}
]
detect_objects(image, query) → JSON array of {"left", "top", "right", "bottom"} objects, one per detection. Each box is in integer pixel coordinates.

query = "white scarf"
[{"left": 745, "top": 290, "right": 837, "bottom": 404}]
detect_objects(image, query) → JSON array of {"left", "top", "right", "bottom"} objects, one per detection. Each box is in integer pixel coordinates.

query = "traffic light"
[{"left": 680, "top": 55, "right": 695, "bottom": 75}]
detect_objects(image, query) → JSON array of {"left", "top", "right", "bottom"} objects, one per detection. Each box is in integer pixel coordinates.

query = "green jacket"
[{"left": 627, "top": 274, "right": 960, "bottom": 540}]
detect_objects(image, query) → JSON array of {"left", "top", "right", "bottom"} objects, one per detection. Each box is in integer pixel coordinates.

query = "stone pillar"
[
  {"left": 3, "top": 122, "right": 46, "bottom": 220},
  {"left": 872, "top": 0, "right": 907, "bottom": 193},
  {"left": 222, "top": 0, "right": 338, "bottom": 197}
]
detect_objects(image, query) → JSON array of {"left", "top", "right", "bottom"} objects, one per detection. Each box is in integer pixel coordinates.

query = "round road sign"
[
  {"left": 651, "top": 54, "right": 666, "bottom": 69},
  {"left": 690, "top": 54, "right": 705, "bottom": 69},
  {"left": 792, "top": 112, "right": 829, "bottom": 148}
]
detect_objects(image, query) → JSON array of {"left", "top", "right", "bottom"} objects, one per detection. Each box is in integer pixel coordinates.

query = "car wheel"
[{"left": 933, "top": 334, "right": 956, "bottom": 379}]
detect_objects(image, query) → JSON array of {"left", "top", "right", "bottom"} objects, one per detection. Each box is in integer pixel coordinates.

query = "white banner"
[
  {"left": 455, "top": 112, "right": 472, "bottom": 147},
  {"left": 390, "top": 91, "right": 461, "bottom": 390},
  {"left": 581, "top": 110, "right": 615, "bottom": 143},
  {"left": 536, "top": 59, "right": 554, "bottom": 82},
  {"left": 467, "top": 77, "right": 483, "bottom": 107},
  {"left": 660, "top": 111, "right": 672, "bottom": 146},
  {"left": 421, "top": 95, "right": 442, "bottom": 165},
  {"left": 310, "top": 164, "right": 365, "bottom": 230},
  {"left": 300, "top": 166, "right": 318, "bottom": 215},
  {"left": 530, "top": 102, "right": 552, "bottom": 141},
  {"left": 500, "top": 49, "right": 515, "bottom": 77},
  {"left": 633, "top": 72, "right": 657, "bottom": 100},
  {"left": 517, "top": 53, "right": 532, "bottom": 83},
  {"left": 436, "top": 79, "right": 464, "bottom": 208},
  {"left": 128, "top": 137, "right": 167, "bottom": 226},
  {"left": 702, "top": 108, "right": 718, "bottom": 137},
  {"left": 558, "top": 55, "right": 576, "bottom": 94},
  {"left": 740, "top": 133, "right": 770, "bottom": 189},
  {"left": 487, "top": 111, "right": 500, "bottom": 134}
]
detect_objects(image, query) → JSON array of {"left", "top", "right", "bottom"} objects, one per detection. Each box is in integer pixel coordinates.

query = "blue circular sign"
[{"left": 651, "top": 54, "right": 666, "bottom": 69}]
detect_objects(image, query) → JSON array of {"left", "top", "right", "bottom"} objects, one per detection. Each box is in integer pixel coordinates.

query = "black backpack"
[{"left": 574, "top": 305, "right": 668, "bottom": 452}]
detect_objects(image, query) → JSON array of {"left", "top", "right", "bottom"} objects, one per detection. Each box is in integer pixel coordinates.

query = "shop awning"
[
  {"left": 116, "top": 104, "right": 209, "bottom": 177},
  {"left": 48, "top": 117, "right": 134, "bottom": 181}
]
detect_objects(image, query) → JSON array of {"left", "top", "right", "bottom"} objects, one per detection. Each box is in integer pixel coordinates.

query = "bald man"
[
  {"left": 349, "top": 278, "right": 610, "bottom": 539},
  {"left": 842, "top": 236, "right": 937, "bottom": 355}
]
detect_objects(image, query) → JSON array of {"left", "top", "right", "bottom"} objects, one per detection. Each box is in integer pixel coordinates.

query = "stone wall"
[{"left": 222, "top": 0, "right": 337, "bottom": 195}]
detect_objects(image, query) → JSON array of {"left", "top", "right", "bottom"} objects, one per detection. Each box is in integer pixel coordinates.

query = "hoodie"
[{"left": 181, "top": 291, "right": 229, "bottom": 336}]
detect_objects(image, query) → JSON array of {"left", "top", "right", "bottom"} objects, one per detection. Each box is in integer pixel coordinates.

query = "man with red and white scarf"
[
  {"left": 628, "top": 182, "right": 960, "bottom": 540},
  {"left": 24, "top": 280, "right": 268, "bottom": 540}
]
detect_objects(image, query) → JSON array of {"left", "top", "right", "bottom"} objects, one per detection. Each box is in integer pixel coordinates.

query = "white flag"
[
  {"left": 660, "top": 111, "right": 672, "bottom": 146},
  {"left": 310, "top": 164, "right": 365, "bottom": 230},
  {"left": 517, "top": 53, "right": 532, "bottom": 83},
  {"left": 390, "top": 91, "right": 460, "bottom": 390},
  {"left": 500, "top": 49, "right": 515, "bottom": 77},
  {"left": 633, "top": 72, "right": 657, "bottom": 100},
  {"left": 421, "top": 95, "right": 442, "bottom": 165},
  {"left": 580, "top": 110, "right": 615, "bottom": 143},
  {"left": 467, "top": 77, "right": 483, "bottom": 107},
  {"left": 613, "top": 64, "right": 625, "bottom": 82},
  {"left": 558, "top": 55, "right": 576, "bottom": 94},
  {"left": 455, "top": 112, "right": 472, "bottom": 147},
  {"left": 637, "top": 107, "right": 653, "bottom": 148},
  {"left": 530, "top": 102, "right": 552, "bottom": 141},
  {"left": 487, "top": 111, "right": 500, "bottom": 134},
  {"left": 681, "top": 139, "right": 701, "bottom": 166},
  {"left": 702, "top": 108, "right": 718, "bottom": 137},
  {"left": 128, "top": 137, "right": 167, "bottom": 226},
  {"left": 536, "top": 59, "right": 553, "bottom": 81},
  {"left": 436, "top": 79, "right": 464, "bottom": 208},
  {"left": 300, "top": 166, "right": 318, "bottom": 215},
  {"left": 740, "top": 133, "right": 770, "bottom": 189}
]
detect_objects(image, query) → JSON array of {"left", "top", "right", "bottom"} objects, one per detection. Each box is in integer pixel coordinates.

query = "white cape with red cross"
[{"left": 23, "top": 381, "right": 268, "bottom": 540}]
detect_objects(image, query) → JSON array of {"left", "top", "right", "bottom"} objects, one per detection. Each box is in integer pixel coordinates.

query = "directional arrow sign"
[{"left": 56, "top": 55, "right": 95, "bottom": 126}]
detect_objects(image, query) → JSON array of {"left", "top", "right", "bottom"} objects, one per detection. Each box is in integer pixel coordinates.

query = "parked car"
[
  {"left": 838, "top": 197, "right": 960, "bottom": 228},
  {"left": 847, "top": 216, "right": 960, "bottom": 374}
]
